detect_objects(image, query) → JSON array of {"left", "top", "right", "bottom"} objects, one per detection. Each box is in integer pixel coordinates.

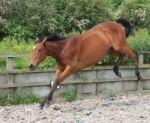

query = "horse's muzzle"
[{"left": 29, "top": 64, "right": 36, "bottom": 71}]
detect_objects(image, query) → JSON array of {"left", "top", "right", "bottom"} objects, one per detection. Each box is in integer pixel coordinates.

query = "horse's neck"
[{"left": 45, "top": 41, "right": 66, "bottom": 61}]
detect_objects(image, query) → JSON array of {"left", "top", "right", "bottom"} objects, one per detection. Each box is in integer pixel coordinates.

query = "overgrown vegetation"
[
  {"left": 61, "top": 85, "right": 77, "bottom": 102},
  {"left": 1, "top": 0, "right": 149, "bottom": 39}
]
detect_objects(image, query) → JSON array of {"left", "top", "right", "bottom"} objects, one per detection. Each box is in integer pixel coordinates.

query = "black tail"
[{"left": 116, "top": 19, "right": 132, "bottom": 37}]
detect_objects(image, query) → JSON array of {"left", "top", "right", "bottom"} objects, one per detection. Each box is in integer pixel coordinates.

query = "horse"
[{"left": 29, "top": 19, "right": 142, "bottom": 109}]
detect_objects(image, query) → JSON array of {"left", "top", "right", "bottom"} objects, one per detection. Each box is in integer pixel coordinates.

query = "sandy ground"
[{"left": 0, "top": 93, "right": 150, "bottom": 123}]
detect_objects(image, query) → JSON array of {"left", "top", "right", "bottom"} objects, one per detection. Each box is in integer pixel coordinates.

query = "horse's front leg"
[
  {"left": 39, "top": 65, "right": 75, "bottom": 109},
  {"left": 49, "top": 68, "right": 62, "bottom": 89}
]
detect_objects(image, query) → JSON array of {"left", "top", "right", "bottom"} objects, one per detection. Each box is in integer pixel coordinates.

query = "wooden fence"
[{"left": 0, "top": 52, "right": 150, "bottom": 97}]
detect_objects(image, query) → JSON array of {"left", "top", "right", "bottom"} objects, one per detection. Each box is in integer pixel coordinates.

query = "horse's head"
[{"left": 29, "top": 37, "right": 48, "bottom": 71}]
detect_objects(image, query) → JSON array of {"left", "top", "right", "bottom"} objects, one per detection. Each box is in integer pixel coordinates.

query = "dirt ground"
[{"left": 0, "top": 93, "right": 150, "bottom": 123}]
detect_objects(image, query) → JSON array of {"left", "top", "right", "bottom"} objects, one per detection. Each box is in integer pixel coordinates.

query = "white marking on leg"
[{"left": 51, "top": 80, "right": 60, "bottom": 89}]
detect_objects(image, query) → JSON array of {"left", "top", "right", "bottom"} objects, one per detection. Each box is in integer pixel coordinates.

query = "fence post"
[
  {"left": 138, "top": 53, "right": 143, "bottom": 67},
  {"left": 6, "top": 56, "right": 14, "bottom": 84},
  {"left": 138, "top": 53, "right": 143, "bottom": 91},
  {"left": 7, "top": 57, "right": 13, "bottom": 70}
]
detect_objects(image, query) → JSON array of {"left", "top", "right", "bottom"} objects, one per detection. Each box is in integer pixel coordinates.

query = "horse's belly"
[
  {"left": 78, "top": 44, "right": 109, "bottom": 69},
  {"left": 74, "top": 32, "right": 111, "bottom": 69}
]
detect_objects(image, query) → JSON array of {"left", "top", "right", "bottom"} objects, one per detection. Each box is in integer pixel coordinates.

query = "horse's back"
[{"left": 81, "top": 21, "right": 127, "bottom": 50}]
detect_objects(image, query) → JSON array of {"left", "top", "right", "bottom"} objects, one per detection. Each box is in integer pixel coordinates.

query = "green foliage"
[
  {"left": 0, "top": 0, "right": 150, "bottom": 40},
  {"left": 105, "top": 0, "right": 124, "bottom": 10},
  {"left": 0, "top": 0, "right": 114, "bottom": 39},
  {"left": 101, "top": 56, "right": 116, "bottom": 65},
  {"left": 13, "top": 58, "right": 28, "bottom": 69},
  {"left": 128, "top": 29, "right": 150, "bottom": 64},
  {"left": 0, "top": 92, "right": 41, "bottom": 106},
  {"left": 39, "top": 57, "right": 56, "bottom": 69},
  {"left": 0, "top": 58, "right": 6, "bottom": 70},
  {"left": 116, "top": 0, "right": 150, "bottom": 29},
  {"left": 128, "top": 29, "right": 150, "bottom": 51},
  {"left": 3, "top": 23, "right": 33, "bottom": 41},
  {"left": 0, "top": 37, "right": 33, "bottom": 54},
  {"left": 52, "top": 0, "right": 114, "bottom": 34},
  {"left": 61, "top": 85, "right": 77, "bottom": 102}
]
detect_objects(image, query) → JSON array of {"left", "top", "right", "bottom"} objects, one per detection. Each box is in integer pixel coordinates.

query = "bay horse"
[{"left": 29, "top": 19, "right": 142, "bottom": 109}]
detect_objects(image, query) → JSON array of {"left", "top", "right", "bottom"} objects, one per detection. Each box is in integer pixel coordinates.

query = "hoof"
[
  {"left": 117, "top": 72, "right": 122, "bottom": 78},
  {"left": 113, "top": 67, "right": 122, "bottom": 78},
  {"left": 39, "top": 102, "right": 50, "bottom": 110},
  {"left": 114, "top": 71, "right": 122, "bottom": 78},
  {"left": 137, "top": 75, "right": 143, "bottom": 81},
  {"left": 39, "top": 103, "right": 44, "bottom": 110}
]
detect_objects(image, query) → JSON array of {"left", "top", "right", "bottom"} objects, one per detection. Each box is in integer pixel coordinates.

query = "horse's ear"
[
  {"left": 35, "top": 37, "right": 42, "bottom": 43},
  {"left": 42, "top": 37, "right": 47, "bottom": 44}
]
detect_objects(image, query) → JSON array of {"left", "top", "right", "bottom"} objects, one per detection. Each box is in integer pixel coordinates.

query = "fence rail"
[{"left": 0, "top": 51, "right": 150, "bottom": 71}]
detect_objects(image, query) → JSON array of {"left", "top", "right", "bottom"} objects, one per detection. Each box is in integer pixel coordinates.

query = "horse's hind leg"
[
  {"left": 119, "top": 47, "right": 142, "bottom": 80},
  {"left": 113, "top": 54, "right": 124, "bottom": 77}
]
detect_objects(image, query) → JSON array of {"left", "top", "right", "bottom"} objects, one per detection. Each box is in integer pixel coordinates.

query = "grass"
[
  {"left": 61, "top": 85, "right": 77, "bottom": 102},
  {"left": 0, "top": 92, "right": 42, "bottom": 106}
]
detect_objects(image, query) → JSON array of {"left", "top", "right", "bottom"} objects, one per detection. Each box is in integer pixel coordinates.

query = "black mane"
[{"left": 45, "top": 33, "right": 66, "bottom": 41}]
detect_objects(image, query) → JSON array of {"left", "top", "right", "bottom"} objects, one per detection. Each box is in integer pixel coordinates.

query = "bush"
[
  {"left": 116, "top": 0, "right": 150, "bottom": 30},
  {"left": 0, "top": 37, "right": 33, "bottom": 54},
  {"left": 52, "top": 0, "right": 114, "bottom": 34},
  {"left": 1, "top": 0, "right": 150, "bottom": 40},
  {"left": 128, "top": 29, "right": 150, "bottom": 51},
  {"left": 0, "top": 0, "right": 114, "bottom": 39},
  {"left": 3, "top": 23, "right": 33, "bottom": 41},
  {"left": 128, "top": 29, "right": 150, "bottom": 64},
  {"left": 105, "top": 0, "right": 124, "bottom": 10}
]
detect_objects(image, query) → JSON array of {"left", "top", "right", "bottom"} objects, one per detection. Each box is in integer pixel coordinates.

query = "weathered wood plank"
[
  {"left": 0, "top": 53, "right": 30, "bottom": 58},
  {"left": 0, "top": 52, "right": 149, "bottom": 59},
  {"left": 139, "top": 53, "right": 144, "bottom": 66},
  {"left": 138, "top": 51, "right": 150, "bottom": 54},
  {"left": 0, "top": 77, "right": 150, "bottom": 88},
  {"left": 7, "top": 57, "right": 13, "bottom": 70}
]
